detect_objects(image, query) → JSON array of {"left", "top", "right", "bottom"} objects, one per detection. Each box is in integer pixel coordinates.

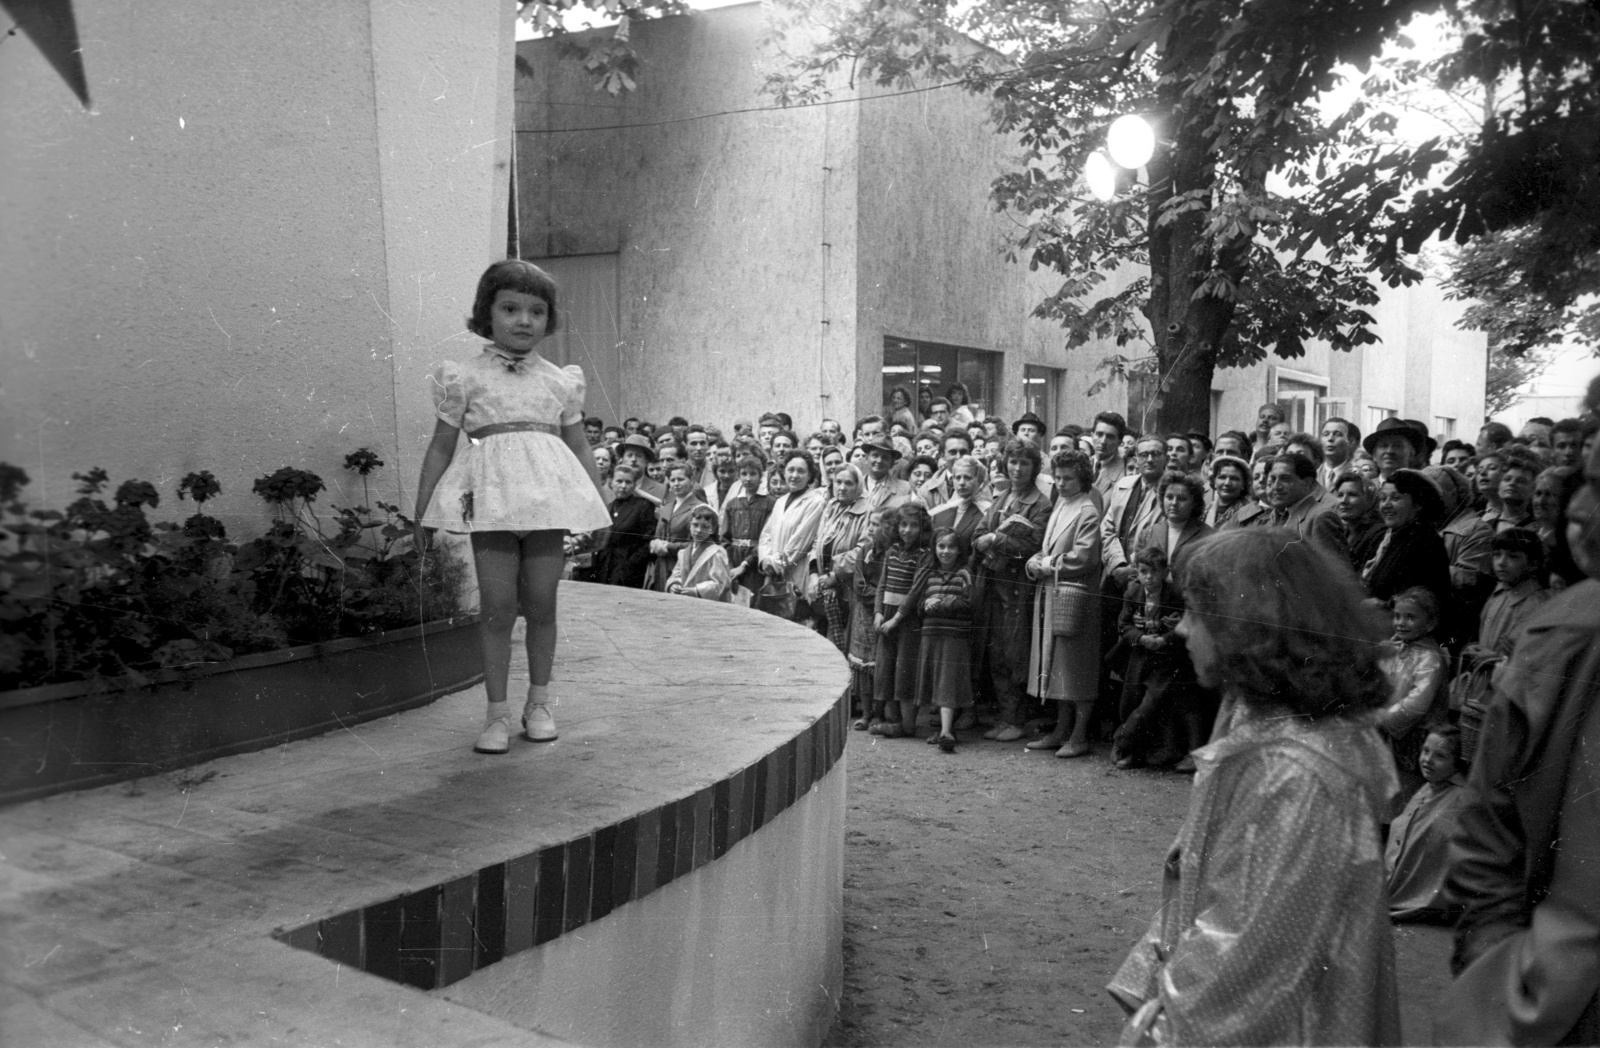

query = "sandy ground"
[{"left": 825, "top": 725, "right": 1455, "bottom": 1047}]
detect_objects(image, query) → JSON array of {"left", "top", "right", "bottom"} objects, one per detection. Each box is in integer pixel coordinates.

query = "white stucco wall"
[
  {"left": 0, "top": 0, "right": 516, "bottom": 535},
  {"left": 441, "top": 762, "right": 847, "bottom": 1048}
]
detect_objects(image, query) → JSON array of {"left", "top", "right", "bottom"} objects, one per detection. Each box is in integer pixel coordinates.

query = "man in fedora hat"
[
  {"left": 1364, "top": 418, "right": 1426, "bottom": 480},
  {"left": 1401, "top": 419, "right": 1438, "bottom": 465},
  {"left": 1012, "top": 412, "right": 1047, "bottom": 446},
  {"left": 857, "top": 433, "right": 918, "bottom": 520},
  {"left": 616, "top": 434, "right": 664, "bottom": 505}
]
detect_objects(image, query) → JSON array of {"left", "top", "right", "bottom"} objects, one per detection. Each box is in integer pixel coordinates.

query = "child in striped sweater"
[
  {"left": 915, "top": 527, "right": 976, "bottom": 752},
  {"left": 872, "top": 502, "right": 933, "bottom": 738}
]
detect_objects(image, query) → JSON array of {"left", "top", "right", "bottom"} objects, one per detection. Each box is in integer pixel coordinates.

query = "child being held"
[
  {"left": 1454, "top": 527, "right": 1549, "bottom": 762},
  {"left": 871, "top": 502, "right": 933, "bottom": 738},
  {"left": 666, "top": 505, "right": 732, "bottom": 602},
  {"left": 1385, "top": 724, "right": 1470, "bottom": 921},
  {"left": 1111, "top": 545, "right": 1196, "bottom": 769},
  {"left": 913, "top": 527, "right": 976, "bottom": 753},
  {"left": 1377, "top": 586, "right": 1449, "bottom": 815}
]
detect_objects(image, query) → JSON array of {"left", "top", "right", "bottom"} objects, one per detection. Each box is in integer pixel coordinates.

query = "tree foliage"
[
  {"left": 762, "top": 0, "right": 1434, "bottom": 431},
  {"left": 515, "top": 0, "right": 690, "bottom": 95}
]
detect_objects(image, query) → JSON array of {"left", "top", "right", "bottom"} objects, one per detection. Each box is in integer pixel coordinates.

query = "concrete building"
[
  {"left": 1, "top": 0, "right": 518, "bottom": 534},
  {"left": 517, "top": 2, "right": 1486, "bottom": 444}
]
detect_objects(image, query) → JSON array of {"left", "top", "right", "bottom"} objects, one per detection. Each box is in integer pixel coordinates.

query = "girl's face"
[
  {"left": 784, "top": 458, "right": 811, "bottom": 492},
  {"left": 935, "top": 533, "right": 961, "bottom": 567},
  {"left": 849, "top": 447, "right": 868, "bottom": 471},
  {"left": 1491, "top": 549, "right": 1532, "bottom": 587},
  {"left": 646, "top": 461, "right": 665, "bottom": 481},
  {"left": 1444, "top": 447, "right": 1473, "bottom": 471},
  {"left": 1053, "top": 465, "right": 1082, "bottom": 496},
  {"left": 1378, "top": 484, "right": 1419, "bottom": 528},
  {"left": 488, "top": 289, "right": 549, "bottom": 353},
  {"left": 1251, "top": 461, "right": 1270, "bottom": 500},
  {"left": 1335, "top": 479, "right": 1371, "bottom": 521},
  {"left": 667, "top": 469, "right": 693, "bottom": 498},
  {"left": 834, "top": 471, "right": 860, "bottom": 503},
  {"left": 1500, "top": 467, "right": 1535, "bottom": 508},
  {"left": 822, "top": 450, "right": 844, "bottom": 480},
  {"left": 951, "top": 465, "right": 980, "bottom": 501},
  {"left": 611, "top": 473, "right": 636, "bottom": 499},
  {"left": 910, "top": 462, "right": 933, "bottom": 488},
  {"left": 1391, "top": 599, "right": 1433, "bottom": 642},
  {"left": 1005, "top": 455, "right": 1033, "bottom": 487},
  {"left": 738, "top": 466, "right": 762, "bottom": 492},
  {"left": 688, "top": 516, "right": 714, "bottom": 542},
  {"left": 915, "top": 437, "right": 939, "bottom": 459},
  {"left": 1213, "top": 465, "right": 1245, "bottom": 503},
  {"left": 949, "top": 386, "right": 967, "bottom": 407},
  {"left": 714, "top": 460, "right": 736, "bottom": 484},
  {"left": 1418, "top": 732, "right": 1459, "bottom": 784},
  {"left": 1135, "top": 563, "right": 1162, "bottom": 594},
  {"left": 1162, "top": 484, "right": 1196, "bottom": 525},
  {"left": 897, "top": 518, "right": 923, "bottom": 547}
]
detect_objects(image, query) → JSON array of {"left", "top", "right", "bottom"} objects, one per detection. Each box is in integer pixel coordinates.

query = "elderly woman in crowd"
[
  {"left": 1362, "top": 467, "right": 1452, "bottom": 606},
  {"left": 1333, "top": 469, "right": 1386, "bottom": 571},
  {"left": 1424, "top": 464, "right": 1495, "bottom": 643},
  {"left": 1109, "top": 528, "right": 1400, "bottom": 1046},
  {"left": 755, "top": 450, "right": 827, "bottom": 622},
  {"left": 809, "top": 463, "right": 872, "bottom": 653},
  {"left": 1202, "top": 454, "right": 1252, "bottom": 529},
  {"left": 1024, "top": 449, "right": 1102, "bottom": 758}
]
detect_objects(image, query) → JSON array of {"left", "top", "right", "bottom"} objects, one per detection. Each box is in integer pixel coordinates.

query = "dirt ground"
[{"left": 825, "top": 724, "right": 1456, "bottom": 1047}]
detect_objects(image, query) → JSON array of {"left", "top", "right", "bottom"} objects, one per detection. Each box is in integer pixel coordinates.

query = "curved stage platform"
[{"left": 0, "top": 583, "right": 851, "bottom": 1048}]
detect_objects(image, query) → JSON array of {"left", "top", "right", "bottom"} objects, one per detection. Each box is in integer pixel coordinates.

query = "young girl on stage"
[{"left": 415, "top": 260, "right": 611, "bottom": 754}]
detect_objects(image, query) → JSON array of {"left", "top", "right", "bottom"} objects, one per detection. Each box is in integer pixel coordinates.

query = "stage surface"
[{"left": 0, "top": 583, "right": 850, "bottom": 1047}]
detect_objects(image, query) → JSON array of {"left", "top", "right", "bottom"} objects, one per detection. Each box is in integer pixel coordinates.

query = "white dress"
[{"left": 420, "top": 346, "right": 611, "bottom": 534}]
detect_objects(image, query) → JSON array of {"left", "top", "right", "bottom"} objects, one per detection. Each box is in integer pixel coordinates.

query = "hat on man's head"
[
  {"left": 1363, "top": 417, "right": 1427, "bottom": 457},
  {"left": 856, "top": 433, "right": 903, "bottom": 462},
  {"left": 1012, "top": 412, "right": 1047, "bottom": 434},
  {"left": 1401, "top": 419, "right": 1438, "bottom": 459},
  {"left": 618, "top": 434, "right": 658, "bottom": 462}
]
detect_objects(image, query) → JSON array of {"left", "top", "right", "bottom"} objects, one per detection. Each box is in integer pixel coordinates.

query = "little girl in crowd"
[
  {"left": 666, "top": 505, "right": 732, "bottom": 602},
  {"left": 872, "top": 503, "right": 933, "bottom": 738},
  {"left": 1385, "top": 723, "right": 1470, "bottom": 921},
  {"left": 415, "top": 260, "right": 611, "bottom": 754},
  {"left": 1377, "top": 586, "right": 1449, "bottom": 815},
  {"left": 914, "top": 528, "right": 976, "bottom": 752}
]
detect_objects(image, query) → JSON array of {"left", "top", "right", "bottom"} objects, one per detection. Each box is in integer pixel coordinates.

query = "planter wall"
[{"left": 0, "top": 616, "right": 482, "bottom": 806}]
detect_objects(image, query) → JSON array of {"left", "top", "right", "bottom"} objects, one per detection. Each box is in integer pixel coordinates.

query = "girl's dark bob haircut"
[{"left": 467, "top": 260, "right": 560, "bottom": 339}]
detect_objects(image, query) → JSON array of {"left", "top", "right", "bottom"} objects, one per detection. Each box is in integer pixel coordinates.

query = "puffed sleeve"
[
  {"left": 431, "top": 362, "right": 466, "bottom": 428},
  {"left": 559, "top": 364, "right": 588, "bottom": 427}
]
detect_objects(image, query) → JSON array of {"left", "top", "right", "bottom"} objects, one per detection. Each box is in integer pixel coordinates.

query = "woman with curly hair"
[{"left": 1109, "top": 528, "right": 1401, "bottom": 1046}]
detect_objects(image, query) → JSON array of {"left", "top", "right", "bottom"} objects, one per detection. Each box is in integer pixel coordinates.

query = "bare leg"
[
  {"left": 471, "top": 532, "right": 522, "bottom": 707},
  {"left": 940, "top": 707, "right": 956, "bottom": 735},
  {"left": 516, "top": 530, "right": 567, "bottom": 687}
]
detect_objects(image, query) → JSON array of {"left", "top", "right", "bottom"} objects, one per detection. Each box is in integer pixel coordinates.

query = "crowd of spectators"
[{"left": 565, "top": 396, "right": 1595, "bottom": 774}]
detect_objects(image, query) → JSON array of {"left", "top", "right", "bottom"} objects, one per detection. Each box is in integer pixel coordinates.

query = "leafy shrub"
[{"left": 0, "top": 450, "right": 463, "bottom": 691}]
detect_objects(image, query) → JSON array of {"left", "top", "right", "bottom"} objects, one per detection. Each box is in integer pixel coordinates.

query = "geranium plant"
[{"left": 0, "top": 451, "right": 463, "bottom": 691}]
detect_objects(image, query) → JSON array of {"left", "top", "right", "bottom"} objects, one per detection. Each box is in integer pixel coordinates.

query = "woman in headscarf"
[
  {"left": 1109, "top": 528, "right": 1401, "bottom": 1046},
  {"left": 809, "top": 463, "right": 872, "bottom": 653}
]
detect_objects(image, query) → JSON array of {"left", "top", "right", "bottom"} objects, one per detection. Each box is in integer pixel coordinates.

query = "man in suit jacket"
[
  {"left": 1249, "top": 454, "right": 1349, "bottom": 563},
  {"left": 1102, "top": 437, "right": 1169, "bottom": 590},
  {"left": 1090, "top": 411, "right": 1129, "bottom": 498}
]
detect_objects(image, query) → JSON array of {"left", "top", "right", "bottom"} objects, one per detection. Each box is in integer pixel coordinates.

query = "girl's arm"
[
  {"left": 561, "top": 421, "right": 605, "bottom": 496},
  {"left": 665, "top": 549, "right": 688, "bottom": 593},
  {"left": 414, "top": 420, "right": 461, "bottom": 527}
]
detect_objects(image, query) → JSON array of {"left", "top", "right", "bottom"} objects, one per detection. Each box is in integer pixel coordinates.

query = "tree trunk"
[{"left": 1135, "top": 37, "right": 1242, "bottom": 437}]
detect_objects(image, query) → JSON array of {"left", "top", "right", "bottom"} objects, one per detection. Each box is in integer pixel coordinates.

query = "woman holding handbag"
[
  {"left": 755, "top": 450, "right": 827, "bottom": 621},
  {"left": 808, "top": 463, "right": 872, "bottom": 651},
  {"left": 1024, "top": 448, "right": 1103, "bottom": 758}
]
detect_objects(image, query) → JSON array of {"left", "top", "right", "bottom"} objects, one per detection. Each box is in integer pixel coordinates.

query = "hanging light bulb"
[
  {"left": 1107, "top": 114, "right": 1156, "bottom": 170},
  {"left": 1084, "top": 150, "right": 1117, "bottom": 201}
]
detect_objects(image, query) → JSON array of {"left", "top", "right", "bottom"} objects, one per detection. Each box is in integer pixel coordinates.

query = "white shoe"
[
  {"left": 474, "top": 716, "right": 511, "bottom": 754},
  {"left": 523, "top": 702, "right": 558, "bottom": 742}
]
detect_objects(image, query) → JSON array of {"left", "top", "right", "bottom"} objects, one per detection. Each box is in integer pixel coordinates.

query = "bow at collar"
[{"left": 485, "top": 345, "right": 533, "bottom": 373}]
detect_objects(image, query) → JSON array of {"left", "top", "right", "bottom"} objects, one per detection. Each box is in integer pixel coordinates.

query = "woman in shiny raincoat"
[{"left": 1108, "top": 528, "right": 1401, "bottom": 1046}]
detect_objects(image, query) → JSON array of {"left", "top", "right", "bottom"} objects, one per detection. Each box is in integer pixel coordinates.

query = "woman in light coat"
[
  {"left": 756, "top": 450, "right": 828, "bottom": 620},
  {"left": 809, "top": 464, "right": 872, "bottom": 652},
  {"left": 1025, "top": 449, "right": 1103, "bottom": 758}
]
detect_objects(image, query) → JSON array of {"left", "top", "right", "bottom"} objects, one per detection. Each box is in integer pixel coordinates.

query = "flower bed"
[{"left": 0, "top": 614, "right": 482, "bottom": 804}]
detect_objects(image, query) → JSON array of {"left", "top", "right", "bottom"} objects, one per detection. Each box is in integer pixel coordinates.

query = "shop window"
[{"left": 882, "top": 337, "right": 999, "bottom": 427}]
